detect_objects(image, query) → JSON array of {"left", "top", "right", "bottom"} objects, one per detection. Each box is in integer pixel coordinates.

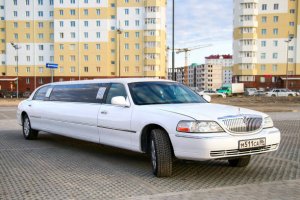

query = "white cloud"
[{"left": 166, "top": 0, "right": 233, "bottom": 67}]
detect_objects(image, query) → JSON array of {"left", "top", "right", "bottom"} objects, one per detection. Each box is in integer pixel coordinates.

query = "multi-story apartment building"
[
  {"left": 233, "top": 0, "right": 300, "bottom": 89},
  {"left": 0, "top": 0, "right": 167, "bottom": 93},
  {"left": 168, "top": 63, "right": 223, "bottom": 91},
  {"left": 205, "top": 54, "right": 233, "bottom": 84}
]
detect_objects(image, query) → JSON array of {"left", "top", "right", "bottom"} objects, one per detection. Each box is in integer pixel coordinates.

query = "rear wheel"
[
  {"left": 22, "top": 114, "right": 39, "bottom": 140},
  {"left": 228, "top": 155, "right": 251, "bottom": 167},
  {"left": 288, "top": 94, "right": 293, "bottom": 97},
  {"left": 150, "top": 129, "right": 173, "bottom": 177},
  {"left": 271, "top": 94, "right": 276, "bottom": 97}
]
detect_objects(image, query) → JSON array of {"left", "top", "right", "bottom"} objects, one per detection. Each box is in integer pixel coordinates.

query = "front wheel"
[
  {"left": 23, "top": 114, "right": 39, "bottom": 140},
  {"left": 150, "top": 129, "right": 173, "bottom": 177},
  {"left": 228, "top": 155, "right": 251, "bottom": 167}
]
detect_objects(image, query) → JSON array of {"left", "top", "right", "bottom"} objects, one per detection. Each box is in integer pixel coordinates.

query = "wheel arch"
[{"left": 140, "top": 124, "right": 174, "bottom": 155}]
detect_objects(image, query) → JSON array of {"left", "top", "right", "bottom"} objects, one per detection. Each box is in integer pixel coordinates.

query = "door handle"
[
  {"left": 28, "top": 105, "right": 32, "bottom": 107},
  {"left": 101, "top": 111, "right": 107, "bottom": 115}
]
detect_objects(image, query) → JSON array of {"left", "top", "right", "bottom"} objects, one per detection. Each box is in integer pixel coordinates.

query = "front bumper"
[{"left": 171, "top": 127, "right": 280, "bottom": 161}]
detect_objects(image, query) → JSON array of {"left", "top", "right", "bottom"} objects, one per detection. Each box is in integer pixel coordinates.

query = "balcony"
[
  {"left": 240, "top": 0, "right": 258, "bottom": 3},
  {"left": 236, "top": 57, "right": 257, "bottom": 64},
  {"left": 237, "top": 20, "right": 258, "bottom": 28},
  {"left": 240, "top": 45, "right": 257, "bottom": 52},
  {"left": 144, "top": 47, "right": 161, "bottom": 54},
  {"left": 241, "top": 8, "right": 258, "bottom": 15}
]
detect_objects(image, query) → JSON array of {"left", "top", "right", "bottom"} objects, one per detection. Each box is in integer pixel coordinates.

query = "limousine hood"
[{"left": 151, "top": 103, "right": 267, "bottom": 121}]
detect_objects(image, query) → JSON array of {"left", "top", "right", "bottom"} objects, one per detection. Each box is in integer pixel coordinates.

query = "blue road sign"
[{"left": 46, "top": 63, "right": 58, "bottom": 69}]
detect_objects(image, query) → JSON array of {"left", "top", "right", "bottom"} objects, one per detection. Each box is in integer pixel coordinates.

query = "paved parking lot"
[{"left": 0, "top": 107, "right": 299, "bottom": 199}]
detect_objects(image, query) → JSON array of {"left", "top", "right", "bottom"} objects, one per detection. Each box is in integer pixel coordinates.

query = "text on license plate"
[{"left": 239, "top": 138, "right": 266, "bottom": 150}]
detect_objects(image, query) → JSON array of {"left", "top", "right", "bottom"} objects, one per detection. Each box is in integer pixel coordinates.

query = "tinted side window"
[
  {"left": 33, "top": 86, "right": 50, "bottom": 101},
  {"left": 105, "top": 83, "right": 127, "bottom": 104},
  {"left": 50, "top": 84, "right": 107, "bottom": 103}
]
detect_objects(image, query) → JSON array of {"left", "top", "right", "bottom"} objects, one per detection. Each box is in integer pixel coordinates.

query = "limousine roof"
[{"left": 47, "top": 78, "right": 174, "bottom": 86}]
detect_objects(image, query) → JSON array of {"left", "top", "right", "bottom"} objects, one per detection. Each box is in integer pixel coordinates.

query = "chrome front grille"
[
  {"left": 210, "top": 144, "right": 278, "bottom": 157},
  {"left": 220, "top": 114, "right": 263, "bottom": 133}
]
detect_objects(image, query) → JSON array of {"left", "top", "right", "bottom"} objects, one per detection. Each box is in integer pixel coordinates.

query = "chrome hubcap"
[
  {"left": 151, "top": 140, "right": 157, "bottom": 170},
  {"left": 23, "top": 118, "right": 30, "bottom": 136}
]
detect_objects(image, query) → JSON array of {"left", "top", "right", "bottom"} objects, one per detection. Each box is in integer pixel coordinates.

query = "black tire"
[
  {"left": 288, "top": 94, "right": 293, "bottom": 97},
  {"left": 271, "top": 94, "right": 276, "bottom": 97},
  {"left": 22, "top": 114, "right": 39, "bottom": 140},
  {"left": 228, "top": 155, "right": 251, "bottom": 167},
  {"left": 150, "top": 129, "right": 173, "bottom": 177}
]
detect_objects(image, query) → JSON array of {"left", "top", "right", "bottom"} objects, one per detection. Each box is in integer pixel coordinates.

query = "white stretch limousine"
[{"left": 17, "top": 79, "right": 281, "bottom": 177}]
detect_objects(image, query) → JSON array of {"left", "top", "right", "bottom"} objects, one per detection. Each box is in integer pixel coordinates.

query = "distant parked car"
[
  {"left": 23, "top": 91, "right": 31, "bottom": 98},
  {"left": 198, "top": 90, "right": 226, "bottom": 98},
  {"left": 245, "top": 88, "right": 257, "bottom": 96},
  {"left": 253, "top": 90, "right": 266, "bottom": 96},
  {"left": 266, "top": 89, "right": 297, "bottom": 97}
]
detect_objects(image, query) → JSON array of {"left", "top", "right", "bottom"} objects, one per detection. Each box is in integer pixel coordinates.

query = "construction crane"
[
  {"left": 175, "top": 44, "right": 213, "bottom": 67},
  {"left": 167, "top": 44, "right": 212, "bottom": 85}
]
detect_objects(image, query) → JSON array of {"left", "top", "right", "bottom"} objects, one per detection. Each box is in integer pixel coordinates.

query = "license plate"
[{"left": 239, "top": 138, "right": 266, "bottom": 150}]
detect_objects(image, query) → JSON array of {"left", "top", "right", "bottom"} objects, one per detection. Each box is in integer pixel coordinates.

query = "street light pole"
[
  {"left": 285, "top": 35, "right": 293, "bottom": 89},
  {"left": 117, "top": 28, "right": 122, "bottom": 78},
  {"left": 172, "top": 0, "right": 175, "bottom": 81},
  {"left": 11, "top": 42, "right": 21, "bottom": 99}
]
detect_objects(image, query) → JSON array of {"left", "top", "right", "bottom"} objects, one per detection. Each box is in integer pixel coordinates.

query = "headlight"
[
  {"left": 176, "top": 121, "right": 224, "bottom": 133},
  {"left": 263, "top": 116, "right": 274, "bottom": 128}
]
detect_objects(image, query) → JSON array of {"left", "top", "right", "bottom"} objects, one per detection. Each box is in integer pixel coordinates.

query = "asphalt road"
[{"left": 0, "top": 107, "right": 299, "bottom": 200}]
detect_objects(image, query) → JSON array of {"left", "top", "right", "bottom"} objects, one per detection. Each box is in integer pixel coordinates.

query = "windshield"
[
  {"left": 220, "top": 87, "right": 229, "bottom": 90},
  {"left": 128, "top": 81, "right": 207, "bottom": 105}
]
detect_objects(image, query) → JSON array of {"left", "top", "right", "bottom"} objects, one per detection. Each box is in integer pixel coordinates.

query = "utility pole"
[
  {"left": 285, "top": 34, "right": 293, "bottom": 89},
  {"left": 172, "top": 0, "right": 175, "bottom": 80},
  {"left": 117, "top": 28, "right": 122, "bottom": 77},
  {"left": 11, "top": 42, "right": 21, "bottom": 99}
]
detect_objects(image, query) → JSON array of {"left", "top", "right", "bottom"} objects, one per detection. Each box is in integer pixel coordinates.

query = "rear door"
[
  {"left": 42, "top": 83, "right": 105, "bottom": 143},
  {"left": 98, "top": 83, "right": 134, "bottom": 150}
]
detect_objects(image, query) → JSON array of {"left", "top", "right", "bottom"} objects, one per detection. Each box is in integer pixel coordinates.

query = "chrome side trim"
[{"left": 97, "top": 126, "right": 136, "bottom": 133}]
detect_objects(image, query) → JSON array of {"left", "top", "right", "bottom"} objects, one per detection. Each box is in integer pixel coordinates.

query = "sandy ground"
[{"left": 0, "top": 96, "right": 299, "bottom": 113}]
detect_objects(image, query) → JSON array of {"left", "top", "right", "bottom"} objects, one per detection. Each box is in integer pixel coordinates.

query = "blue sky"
[{"left": 166, "top": 0, "right": 233, "bottom": 67}]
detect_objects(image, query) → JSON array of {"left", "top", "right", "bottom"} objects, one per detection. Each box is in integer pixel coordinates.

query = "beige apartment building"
[
  {"left": 233, "top": 0, "right": 300, "bottom": 89},
  {"left": 0, "top": 0, "right": 167, "bottom": 93},
  {"left": 168, "top": 63, "right": 223, "bottom": 91}
]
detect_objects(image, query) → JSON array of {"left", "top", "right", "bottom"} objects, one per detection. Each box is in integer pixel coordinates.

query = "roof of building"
[{"left": 205, "top": 54, "right": 232, "bottom": 59}]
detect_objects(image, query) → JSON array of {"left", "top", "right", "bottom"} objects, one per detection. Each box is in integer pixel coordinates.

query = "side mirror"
[
  {"left": 111, "top": 96, "right": 130, "bottom": 107},
  {"left": 202, "top": 94, "right": 211, "bottom": 103}
]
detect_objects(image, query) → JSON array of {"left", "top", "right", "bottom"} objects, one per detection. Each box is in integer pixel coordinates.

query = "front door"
[{"left": 98, "top": 83, "right": 134, "bottom": 150}]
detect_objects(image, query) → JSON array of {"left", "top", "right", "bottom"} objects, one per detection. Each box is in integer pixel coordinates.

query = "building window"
[
  {"left": 261, "top": 16, "right": 267, "bottom": 23},
  {"left": 289, "top": 22, "right": 295, "bottom": 26},
  {"left": 273, "top": 16, "right": 278, "bottom": 22},
  {"left": 125, "top": 9, "right": 129, "bottom": 15},
  {"left": 38, "top": 11, "right": 43, "bottom": 17},
  {"left": 70, "top": 66, "right": 75, "bottom": 72},
  {"left": 84, "top": 32, "right": 88, "bottom": 38},
  {"left": 135, "top": 20, "right": 140, "bottom": 26},
  {"left": 59, "top": 44, "right": 64, "bottom": 50},
  {"left": 26, "top": 78, "right": 30, "bottom": 84},
  {"left": 125, "top": 67, "right": 129, "bottom": 72},
  {"left": 135, "top": 8, "right": 140, "bottom": 15},
  {"left": 262, "top": 4, "right": 267, "bottom": 10},
  {"left": 39, "top": 67, "right": 43, "bottom": 73},
  {"left": 26, "top": 67, "right": 30, "bottom": 73},
  {"left": 59, "top": 10, "right": 64, "bottom": 15},
  {"left": 125, "top": 55, "right": 129, "bottom": 61},
  {"left": 96, "top": 32, "right": 101, "bottom": 38},
  {"left": 290, "top": 9, "right": 295, "bottom": 14},
  {"left": 96, "top": 21, "right": 101, "bottom": 26},
  {"left": 84, "top": 9, "right": 88, "bottom": 15},
  {"left": 84, "top": 55, "right": 88, "bottom": 61},
  {"left": 70, "top": 9, "right": 75, "bottom": 15},
  {"left": 96, "top": 67, "right": 101, "bottom": 72},
  {"left": 274, "top": 4, "right": 279, "bottom": 10},
  {"left": 260, "top": 77, "right": 265, "bottom": 83},
  {"left": 26, "top": 11, "right": 30, "bottom": 17},
  {"left": 125, "top": 20, "right": 129, "bottom": 26},
  {"left": 272, "top": 53, "right": 278, "bottom": 59},
  {"left": 135, "top": 43, "right": 140, "bottom": 50},
  {"left": 84, "top": 44, "right": 88, "bottom": 50},
  {"left": 125, "top": 43, "right": 129, "bottom": 49},
  {"left": 261, "top": 29, "right": 267, "bottom": 35},
  {"left": 288, "top": 46, "right": 294, "bottom": 51},
  {"left": 84, "top": 67, "right": 88, "bottom": 72},
  {"left": 124, "top": 32, "right": 129, "bottom": 38},
  {"left": 71, "top": 21, "right": 76, "bottom": 27},
  {"left": 135, "top": 32, "right": 140, "bottom": 38},
  {"left": 261, "top": 53, "right": 266, "bottom": 59},
  {"left": 261, "top": 41, "right": 266, "bottom": 47},
  {"left": 13, "top": 11, "right": 18, "bottom": 17},
  {"left": 260, "top": 65, "right": 266, "bottom": 71},
  {"left": 14, "top": 0, "right": 18, "bottom": 5},
  {"left": 96, "top": 44, "right": 101, "bottom": 49},
  {"left": 60, "top": 67, "right": 64, "bottom": 73},
  {"left": 273, "top": 28, "right": 278, "bottom": 35},
  {"left": 96, "top": 9, "right": 100, "bottom": 15},
  {"left": 96, "top": 55, "right": 101, "bottom": 61}
]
